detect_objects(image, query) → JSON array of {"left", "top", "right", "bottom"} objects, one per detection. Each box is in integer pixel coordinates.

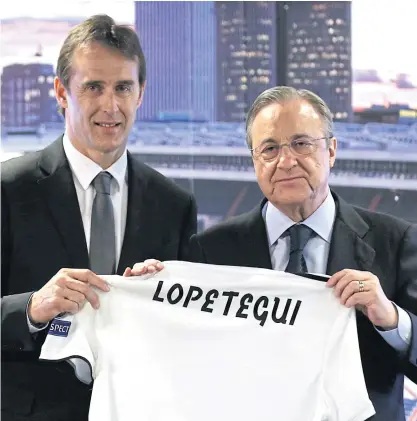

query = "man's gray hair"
[{"left": 245, "top": 86, "right": 334, "bottom": 148}]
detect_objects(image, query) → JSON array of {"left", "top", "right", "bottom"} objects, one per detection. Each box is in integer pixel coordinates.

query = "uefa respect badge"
[{"left": 48, "top": 318, "right": 71, "bottom": 337}]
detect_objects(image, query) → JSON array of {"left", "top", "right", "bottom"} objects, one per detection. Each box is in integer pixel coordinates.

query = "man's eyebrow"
[
  {"left": 258, "top": 138, "right": 277, "bottom": 147},
  {"left": 257, "top": 133, "right": 310, "bottom": 146},
  {"left": 116, "top": 80, "right": 135, "bottom": 85},
  {"left": 81, "top": 80, "right": 103, "bottom": 88},
  {"left": 81, "top": 80, "right": 136, "bottom": 87},
  {"left": 292, "top": 133, "right": 310, "bottom": 139}
]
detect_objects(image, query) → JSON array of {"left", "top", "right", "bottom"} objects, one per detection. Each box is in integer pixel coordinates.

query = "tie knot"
[
  {"left": 287, "top": 224, "right": 313, "bottom": 253},
  {"left": 92, "top": 171, "right": 112, "bottom": 195}
]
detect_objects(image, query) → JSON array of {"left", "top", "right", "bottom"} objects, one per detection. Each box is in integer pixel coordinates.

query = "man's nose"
[
  {"left": 101, "top": 91, "right": 119, "bottom": 114},
  {"left": 276, "top": 144, "right": 298, "bottom": 169}
]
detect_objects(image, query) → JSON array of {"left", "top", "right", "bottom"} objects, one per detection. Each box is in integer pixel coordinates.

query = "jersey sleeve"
[
  {"left": 39, "top": 305, "right": 97, "bottom": 385},
  {"left": 321, "top": 307, "right": 376, "bottom": 421}
]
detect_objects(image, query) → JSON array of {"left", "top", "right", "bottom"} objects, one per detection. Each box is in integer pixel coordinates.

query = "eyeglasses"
[{"left": 250, "top": 136, "right": 329, "bottom": 162}]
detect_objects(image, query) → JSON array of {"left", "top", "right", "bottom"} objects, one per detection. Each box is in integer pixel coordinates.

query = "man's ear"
[
  {"left": 329, "top": 137, "right": 337, "bottom": 168},
  {"left": 136, "top": 82, "right": 146, "bottom": 109},
  {"left": 54, "top": 76, "right": 68, "bottom": 110}
]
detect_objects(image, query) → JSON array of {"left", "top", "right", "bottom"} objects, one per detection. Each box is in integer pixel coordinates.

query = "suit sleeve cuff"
[
  {"left": 375, "top": 303, "right": 412, "bottom": 353},
  {"left": 26, "top": 294, "right": 49, "bottom": 333}
]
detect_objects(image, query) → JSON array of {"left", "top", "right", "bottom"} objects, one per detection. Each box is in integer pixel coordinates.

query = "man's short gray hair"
[{"left": 245, "top": 86, "right": 334, "bottom": 148}]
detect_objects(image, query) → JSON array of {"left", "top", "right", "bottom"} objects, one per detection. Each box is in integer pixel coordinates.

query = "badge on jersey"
[{"left": 48, "top": 318, "right": 72, "bottom": 337}]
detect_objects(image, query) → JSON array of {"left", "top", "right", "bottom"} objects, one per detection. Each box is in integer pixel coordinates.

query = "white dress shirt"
[
  {"left": 263, "top": 191, "right": 411, "bottom": 353},
  {"left": 28, "top": 134, "right": 128, "bottom": 332},
  {"left": 62, "top": 134, "right": 128, "bottom": 263}
]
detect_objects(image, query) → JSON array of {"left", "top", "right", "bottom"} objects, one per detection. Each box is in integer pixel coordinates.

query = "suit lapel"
[
  {"left": 116, "top": 154, "right": 148, "bottom": 274},
  {"left": 37, "top": 137, "right": 89, "bottom": 269},
  {"left": 239, "top": 200, "right": 273, "bottom": 270},
  {"left": 237, "top": 193, "right": 375, "bottom": 275},
  {"left": 326, "top": 192, "right": 375, "bottom": 275}
]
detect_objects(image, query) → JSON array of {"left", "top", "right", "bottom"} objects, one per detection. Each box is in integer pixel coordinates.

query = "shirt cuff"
[
  {"left": 26, "top": 293, "right": 49, "bottom": 333},
  {"left": 376, "top": 303, "right": 412, "bottom": 353}
]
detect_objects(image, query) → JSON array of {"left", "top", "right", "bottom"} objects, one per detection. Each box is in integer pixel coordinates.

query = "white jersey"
[{"left": 40, "top": 261, "right": 375, "bottom": 421}]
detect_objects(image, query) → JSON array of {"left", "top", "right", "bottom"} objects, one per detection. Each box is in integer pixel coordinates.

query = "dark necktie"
[
  {"left": 89, "top": 171, "right": 116, "bottom": 275},
  {"left": 285, "top": 224, "right": 314, "bottom": 274}
]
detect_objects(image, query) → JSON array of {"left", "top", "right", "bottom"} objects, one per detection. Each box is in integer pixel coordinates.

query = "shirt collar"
[
  {"left": 63, "top": 133, "right": 127, "bottom": 191},
  {"left": 264, "top": 190, "right": 336, "bottom": 246}
]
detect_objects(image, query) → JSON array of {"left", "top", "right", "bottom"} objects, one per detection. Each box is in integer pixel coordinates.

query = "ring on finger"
[{"left": 358, "top": 280, "right": 365, "bottom": 293}]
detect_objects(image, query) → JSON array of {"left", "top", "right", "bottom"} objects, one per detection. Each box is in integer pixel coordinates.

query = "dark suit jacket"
[
  {"left": 1, "top": 137, "right": 197, "bottom": 421},
  {"left": 189, "top": 192, "right": 417, "bottom": 421}
]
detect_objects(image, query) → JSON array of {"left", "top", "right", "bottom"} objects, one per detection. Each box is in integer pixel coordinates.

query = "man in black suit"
[
  {"left": 133, "top": 87, "right": 417, "bottom": 421},
  {"left": 1, "top": 15, "right": 196, "bottom": 421}
]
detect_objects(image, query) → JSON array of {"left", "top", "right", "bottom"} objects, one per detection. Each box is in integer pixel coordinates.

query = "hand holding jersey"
[
  {"left": 123, "top": 259, "right": 163, "bottom": 277},
  {"left": 29, "top": 261, "right": 161, "bottom": 325},
  {"left": 328, "top": 269, "right": 399, "bottom": 330},
  {"left": 29, "top": 269, "right": 110, "bottom": 324}
]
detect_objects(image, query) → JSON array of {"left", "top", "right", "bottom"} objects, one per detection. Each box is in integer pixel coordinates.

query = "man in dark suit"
[
  {"left": 1, "top": 15, "right": 196, "bottom": 421},
  {"left": 189, "top": 87, "right": 417, "bottom": 421},
  {"left": 132, "top": 86, "right": 417, "bottom": 421}
]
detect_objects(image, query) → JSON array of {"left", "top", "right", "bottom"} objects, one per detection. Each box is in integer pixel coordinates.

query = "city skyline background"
[
  {"left": 1, "top": 0, "right": 416, "bottom": 80},
  {"left": 1, "top": 0, "right": 416, "bottom": 128}
]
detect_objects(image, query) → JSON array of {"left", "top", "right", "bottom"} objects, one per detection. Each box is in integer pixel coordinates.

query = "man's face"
[
  {"left": 55, "top": 42, "right": 144, "bottom": 160},
  {"left": 250, "top": 100, "right": 337, "bottom": 213}
]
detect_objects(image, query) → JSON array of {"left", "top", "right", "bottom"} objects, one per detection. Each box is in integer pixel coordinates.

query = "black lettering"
[
  {"left": 253, "top": 296, "right": 269, "bottom": 326},
  {"left": 236, "top": 293, "right": 253, "bottom": 319},
  {"left": 222, "top": 291, "right": 240, "bottom": 316},
  {"left": 271, "top": 298, "right": 292, "bottom": 324},
  {"left": 152, "top": 281, "right": 165, "bottom": 302},
  {"left": 167, "top": 283, "right": 184, "bottom": 305},
  {"left": 289, "top": 300, "right": 302, "bottom": 325},
  {"left": 201, "top": 289, "right": 219, "bottom": 313},
  {"left": 183, "top": 286, "right": 203, "bottom": 307}
]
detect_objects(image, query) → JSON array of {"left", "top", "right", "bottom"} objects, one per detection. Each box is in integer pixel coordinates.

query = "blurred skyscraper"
[
  {"left": 135, "top": 1, "right": 216, "bottom": 122},
  {"left": 278, "top": 1, "right": 352, "bottom": 122},
  {"left": 215, "top": 2, "right": 278, "bottom": 122},
  {"left": 216, "top": 1, "right": 351, "bottom": 122},
  {"left": 1, "top": 62, "right": 61, "bottom": 131}
]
